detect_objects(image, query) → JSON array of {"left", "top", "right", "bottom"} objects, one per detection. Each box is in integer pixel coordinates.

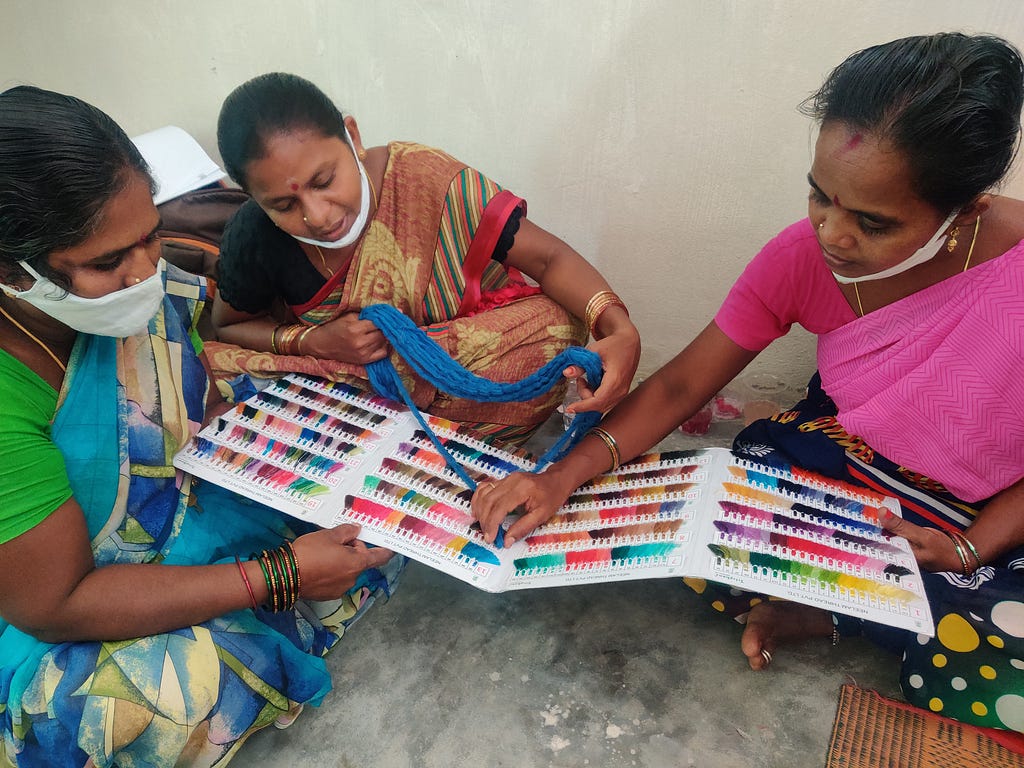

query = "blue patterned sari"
[{"left": 0, "top": 266, "right": 402, "bottom": 767}]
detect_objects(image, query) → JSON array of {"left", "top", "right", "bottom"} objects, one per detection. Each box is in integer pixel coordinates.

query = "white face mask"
[
  {"left": 2, "top": 259, "right": 167, "bottom": 337},
  {"left": 292, "top": 130, "right": 371, "bottom": 250},
  {"left": 831, "top": 210, "right": 958, "bottom": 284}
]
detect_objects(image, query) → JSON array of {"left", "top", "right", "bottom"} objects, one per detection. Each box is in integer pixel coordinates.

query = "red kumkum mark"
[{"left": 290, "top": 182, "right": 299, "bottom": 191}]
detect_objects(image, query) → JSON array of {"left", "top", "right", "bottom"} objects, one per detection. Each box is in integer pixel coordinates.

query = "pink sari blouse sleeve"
[{"left": 714, "top": 219, "right": 856, "bottom": 352}]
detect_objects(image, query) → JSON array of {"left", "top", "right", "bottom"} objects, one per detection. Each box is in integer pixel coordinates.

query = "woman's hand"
[
  {"left": 880, "top": 510, "right": 963, "bottom": 573},
  {"left": 472, "top": 470, "right": 578, "bottom": 546},
  {"left": 291, "top": 524, "right": 394, "bottom": 599},
  {"left": 304, "top": 312, "right": 390, "bottom": 365},
  {"left": 564, "top": 324, "right": 642, "bottom": 415}
]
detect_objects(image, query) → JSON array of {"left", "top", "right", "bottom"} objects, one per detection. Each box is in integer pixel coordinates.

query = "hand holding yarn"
[{"left": 301, "top": 312, "right": 389, "bottom": 365}]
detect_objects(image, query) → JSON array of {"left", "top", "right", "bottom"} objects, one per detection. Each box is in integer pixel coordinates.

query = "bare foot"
[{"left": 741, "top": 601, "right": 833, "bottom": 671}]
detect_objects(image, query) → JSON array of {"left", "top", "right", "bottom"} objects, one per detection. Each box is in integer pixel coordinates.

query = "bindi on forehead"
[
  {"left": 833, "top": 194, "right": 841, "bottom": 207},
  {"left": 844, "top": 132, "right": 863, "bottom": 150},
  {"left": 290, "top": 182, "right": 299, "bottom": 192}
]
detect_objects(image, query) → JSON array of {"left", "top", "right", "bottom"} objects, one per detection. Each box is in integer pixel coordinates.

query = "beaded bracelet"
[
  {"left": 584, "top": 290, "right": 629, "bottom": 340},
  {"left": 589, "top": 426, "right": 621, "bottom": 471}
]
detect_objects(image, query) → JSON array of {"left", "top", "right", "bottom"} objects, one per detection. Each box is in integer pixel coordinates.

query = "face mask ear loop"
[{"left": 832, "top": 208, "right": 959, "bottom": 284}]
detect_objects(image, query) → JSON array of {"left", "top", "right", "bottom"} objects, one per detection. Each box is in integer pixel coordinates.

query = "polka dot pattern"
[
  {"left": 900, "top": 570, "right": 1024, "bottom": 732},
  {"left": 935, "top": 614, "right": 979, "bottom": 653},
  {"left": 995, "top": 694, "right": 1024, "bottom": 731},
  {"left": 682, "top": 577, "right": 706, "bottom": 595},
  {"left": 991, "top": 601, "right": 1024, "bottom": 638}
]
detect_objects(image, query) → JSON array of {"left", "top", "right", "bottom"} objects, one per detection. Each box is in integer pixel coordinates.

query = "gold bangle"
[
  {"left": 589, "top": 426, "right": 621, "bottom": 471},
  {"left": 584, "top": 290, "right": 628, "bottom": 340},
  {"left": 296, "top": 325, "right": 315, "bottom": 356},
  {"left": 270, "top": 324, "right": 282, "bottom": 354},
  {"left": 277, "top": 324, "right": 304, "bottom": 355}
]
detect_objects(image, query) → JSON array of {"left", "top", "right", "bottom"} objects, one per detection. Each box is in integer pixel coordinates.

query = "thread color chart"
[{"left": 173, "top": 374, "right": 933, "bottom": 634}]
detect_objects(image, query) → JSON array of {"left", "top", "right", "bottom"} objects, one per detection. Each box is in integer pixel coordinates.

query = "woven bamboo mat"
[{"left": 826, "top": 684, "right": 1024, "bottom": 768}]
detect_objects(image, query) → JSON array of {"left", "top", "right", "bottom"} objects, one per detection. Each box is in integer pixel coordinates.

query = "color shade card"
[
  {"left": 721, "top": 483, "right": 879, "bottom": 535},
  {"left": 525, "top": 518, "right": 686, "bottom": 553},
  {"left": 377, "top": 457, "right": 475, "bottom": 506},
  {"left": 730, "top": 459, "right": 888, "bottom": 508},
  {"left": 619, "top": 450, "right": 714, "bottom": 471},
  {"left": 186, "top": 437, "right": 330, "bottom": 500},
  {"left": 562, "top": 483, "right": 700, "bottom": 511},
  {"left": 269, "top": 382, "right": 392, "bottom": 429},
  {"left": 581, "top": 463, "right": 704, "bottom": 491},
  {"left": 712, "top": 519, "right": 911, "bottom": 580},
  {"left": 346, "top": 495, "right": 501, "bottom": 568},
  {"left": 408, "top": 430, "right": 524, "bottom": 477},
  {"left": 360, "top": 475, "right": 477, "bottom": 534},
  {"left": 708, "top": 543, "right": 917, "bottom": 605},
  {"left": 537, "top": 498, "right": 693, "bottom": 533},
  {"left": 513, "top": 542, "right": 679, "bottom": 576},
  {"left": 717, "top": 500, "right": 903, "bottom": 556}
]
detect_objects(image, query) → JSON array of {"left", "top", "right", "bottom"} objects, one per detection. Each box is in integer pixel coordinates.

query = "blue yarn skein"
[{"left": 360, "top": 304, "right": 603, "bottom": 484}]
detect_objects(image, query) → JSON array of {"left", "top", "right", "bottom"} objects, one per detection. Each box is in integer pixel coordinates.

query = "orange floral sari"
[{"left": 206, "top": 143, "right": 585, "bottom": 443}]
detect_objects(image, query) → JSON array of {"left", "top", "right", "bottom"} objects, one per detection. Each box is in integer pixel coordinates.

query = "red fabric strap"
[{"left": 457, "top": 190, "right": 526, "bottom": 317}]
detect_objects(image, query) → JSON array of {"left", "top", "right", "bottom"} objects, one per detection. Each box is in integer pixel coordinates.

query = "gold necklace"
[
  {"left": 367, "top": 170, "right": 379, "bottom": 210},
  {"left": 853, "top": 282, "right": 866, "bottom": 318},
  {"left": 961, "top": 214, "right": 981, "bottom": 272},
  {"left": 313, "top": 244, "right": 334, "bottom": 277},
  {"left": 0, "top": 304, "right": 67, "bottom": 372},
  {"left": 852, "top": 214, "right": 981, "bottom": 317}
]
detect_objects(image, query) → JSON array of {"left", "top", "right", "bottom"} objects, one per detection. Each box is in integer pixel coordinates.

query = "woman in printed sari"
[
  {"left": 0, "top": 86, "right": 401, "bottom": 768},
  {"left": 208, "top": 73, "right": 641, "bottom": 445},
  {"left": 472, "top": 33, "right": 1024, "bottom": 734}
]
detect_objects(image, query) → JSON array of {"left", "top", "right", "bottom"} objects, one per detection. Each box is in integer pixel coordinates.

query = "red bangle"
[{"left": 235, "top": 556, "right": 258, "bottom": 611}]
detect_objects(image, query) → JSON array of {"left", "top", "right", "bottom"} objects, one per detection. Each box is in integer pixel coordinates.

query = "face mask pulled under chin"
[
  {"left": 292, "top": 129, "right": 371, "bottom": 250},
  {"left": 831, "top": 210, "right": 958, "bottom": 284},
  {"left": 2, "top": 259, "right": 167, "bottom": 337}
]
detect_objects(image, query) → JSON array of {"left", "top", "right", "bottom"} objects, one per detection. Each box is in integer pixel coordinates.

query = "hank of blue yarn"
[{"left": 359, "top": 304, "right": 604, "bottom": 490}]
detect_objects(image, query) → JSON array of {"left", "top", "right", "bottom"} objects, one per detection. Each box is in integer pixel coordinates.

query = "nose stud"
[
  {"left": 134, "top": 277, "right": 142, "bottom": 284},
  {"left": 303, "top": 215, "right": 309, "bottom": 224},
  {"left": 818, "top": 222, "right": 825, "bottom": 229}
]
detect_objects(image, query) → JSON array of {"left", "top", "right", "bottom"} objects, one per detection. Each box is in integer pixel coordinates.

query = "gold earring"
[
  {"left": 358, "top": 149, "right": 367, "bottom": 161},
  {"left": 946, "top": 226, "right": 960, "bottom": 252}
]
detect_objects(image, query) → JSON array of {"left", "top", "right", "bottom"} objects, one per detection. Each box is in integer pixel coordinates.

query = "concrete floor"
[{"left": 239, "top": 417, "right": 904, "bottom": 768}]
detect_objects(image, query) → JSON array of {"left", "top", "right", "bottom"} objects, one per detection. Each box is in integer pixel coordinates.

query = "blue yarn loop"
[{"left": 359, "top": 304, "right": 603, "bottom": 486}]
